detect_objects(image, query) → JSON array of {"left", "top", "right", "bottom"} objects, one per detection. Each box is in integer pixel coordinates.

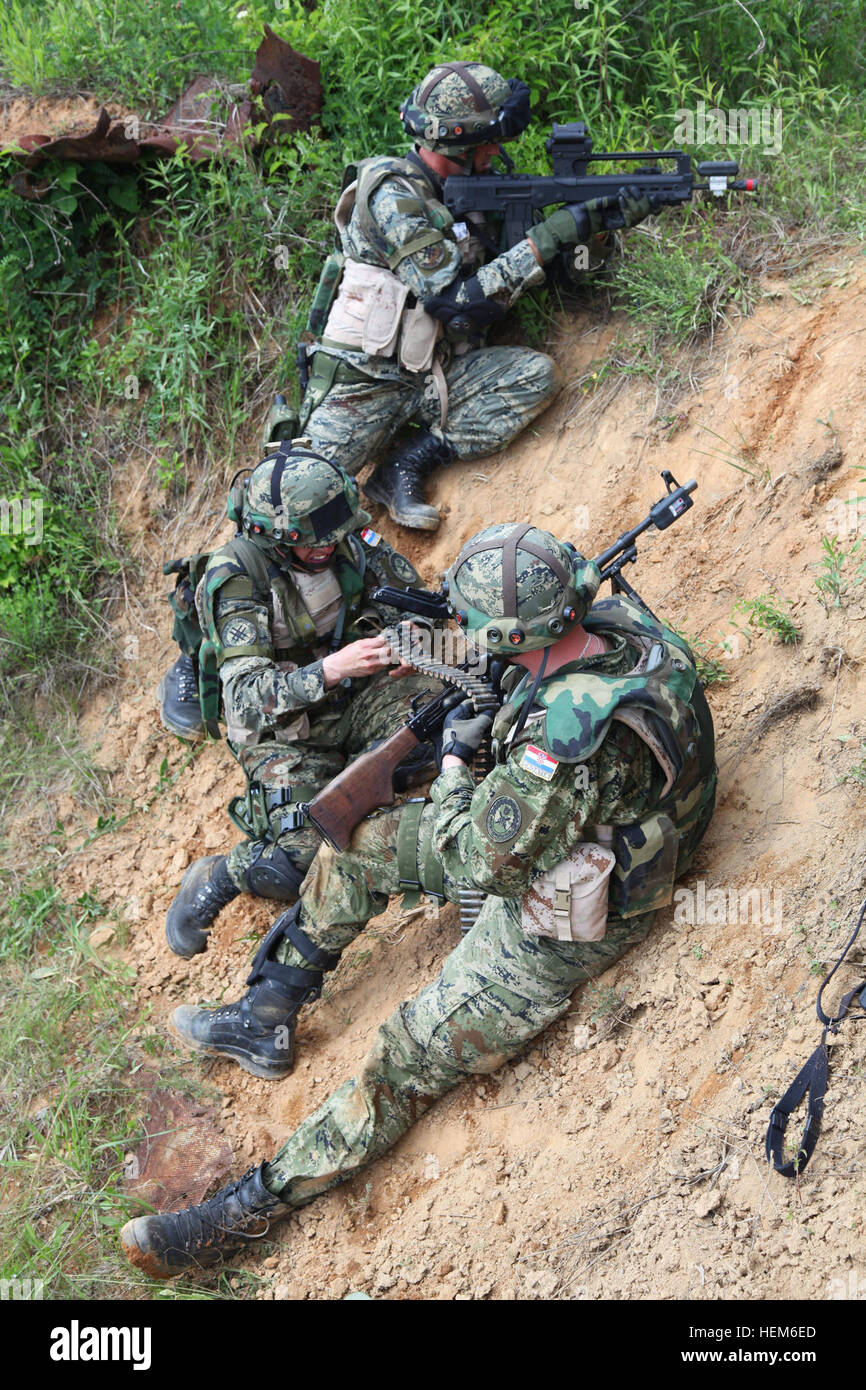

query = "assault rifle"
[
  {"left": 307, "top": 470, "right": 697, "bottom": 850},
  {"left": 306, "top": 686, "right": 464, "bottom": 851},
  {"left": 444, "top": 121, "right": 756, "bottom": 254}
]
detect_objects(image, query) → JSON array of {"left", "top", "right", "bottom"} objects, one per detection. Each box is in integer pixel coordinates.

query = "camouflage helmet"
[
  {"left": 229, "top": 441, "right": 369, "bottom": 555},
  {"left": 443, "top": 523, "right": 601, "bottom": 653},
  {"left": 400, "top": 61, "right": 531, "bottom": 158}
]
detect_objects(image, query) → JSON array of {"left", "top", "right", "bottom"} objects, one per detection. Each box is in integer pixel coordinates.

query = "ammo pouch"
[
  {"left": 323, "top": 259, "right": 441, "bottom": 374},
  {"left": 603, "top": 812, "right": 680, "bottom": 918},
  {"left": 522, "top": 841, "right": 616, "bottom": 942}
]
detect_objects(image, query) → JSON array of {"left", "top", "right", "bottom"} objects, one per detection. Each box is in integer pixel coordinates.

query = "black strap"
[
  {"left": 283, "top": 908, "right": 340, "bottom": 971},
  {"left": 765, "top": 893, "right": 866, "bottom": 1179},
  {"left": 246, "top": 904, "right": 339, "bottom": 986},
  {"left": 765, "top": 1041, "right": 829, "bottom": 1178},
  {"left": 257, "top": 959, "right": 323, "bottom": 1001}
]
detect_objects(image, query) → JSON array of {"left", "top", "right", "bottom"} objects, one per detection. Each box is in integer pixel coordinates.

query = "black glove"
[
  {"left": 441, "top": 699, "right": 494, "bottom": 762},
  {"left": 424, "top": 275, "right": 507, "bottom": 332},
  {"left": 599, "top": 184, "right": 661, "bottom": 231}
]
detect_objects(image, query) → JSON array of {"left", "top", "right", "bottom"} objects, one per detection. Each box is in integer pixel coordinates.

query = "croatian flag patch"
[
  {"left": 520, "top": 743, "right": 560, "bottom": 781},
  {"left": 360, "top": 526, "right": 381, "bottom": 546}
]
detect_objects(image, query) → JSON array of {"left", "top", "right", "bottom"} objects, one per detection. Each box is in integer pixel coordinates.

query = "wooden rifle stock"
[{"left": 306, "top": 724, "right": 422, "bottom": 851}]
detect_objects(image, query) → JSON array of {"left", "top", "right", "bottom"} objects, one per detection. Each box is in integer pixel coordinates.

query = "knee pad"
[{"left": 244, "top": 846, "right": 306, "bottom": 901}]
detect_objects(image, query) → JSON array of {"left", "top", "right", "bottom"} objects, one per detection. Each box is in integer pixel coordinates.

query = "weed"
[
  {"left": 814, "top": 535, "right": 865, "bottom": 611},
  {"left": 733, "top": 594, "right": 802, "bottom": 645}
]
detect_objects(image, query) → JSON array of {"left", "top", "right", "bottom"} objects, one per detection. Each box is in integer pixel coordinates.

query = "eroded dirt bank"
[{"left": 55, "top": 245, "right": 866, "bottom": 1300}]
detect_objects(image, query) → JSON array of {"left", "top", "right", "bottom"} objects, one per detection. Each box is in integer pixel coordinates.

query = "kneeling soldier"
[{"left": 164, "top": 442, "right": 440, "bottom": 966}]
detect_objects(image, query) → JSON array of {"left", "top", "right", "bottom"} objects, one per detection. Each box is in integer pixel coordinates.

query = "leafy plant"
[
  {"left": 814, "top": 535, "right": 865, "bottom": 611},
  {"left": 733, "top": 594, "right": 802, "bottom": 645}
]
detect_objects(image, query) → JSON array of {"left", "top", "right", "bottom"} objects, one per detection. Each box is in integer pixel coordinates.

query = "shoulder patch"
[
  {"left": 485, "top": 795, "right": 523, "bottom": 844},
  {"left": 415, "top": 242, "right": 448, "bottom": 270},
  {"left": 359, "top": 526, "right": 381, "bottom": 547},
  {"left": 520, "top": 743, "right": 560, "bottom": 781},
  {"left": 220, "top": 617, "right": 258, "bottom": 648},
  {"left": 386, "top": 552, "right": 418, "bottom": 584}
]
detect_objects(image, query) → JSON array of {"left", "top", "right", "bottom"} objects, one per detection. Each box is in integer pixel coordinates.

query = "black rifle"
[
  {"left": 372, "top": 469, "right": 697, "bottom": 625},
  {"left": 444, "top": 121, "right": 756, "bottom": 253}
]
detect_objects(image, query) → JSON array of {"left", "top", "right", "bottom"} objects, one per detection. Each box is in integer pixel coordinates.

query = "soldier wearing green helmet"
[
  {"left": 121, "top": 520, "right": 718, "bottom": 1280},
  {"left": 285, "top": 59, "right": 654, "bottom": 531},
  {"left": 162, "top": 440, "right": 442, "bottom": 967}
]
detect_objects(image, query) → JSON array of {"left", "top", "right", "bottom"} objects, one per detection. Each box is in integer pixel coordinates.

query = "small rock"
[
  {"left": 263, "top": 1255, "right": 279, "bottom": 1270},
  {"left": 572, "top": 1024, "right": 592, "bottom": 1052},
  {"left": 436, "top": 1259, "right": 454, "bottom": 1276},
  {"left": 492, "top": 1200, "right": 507, "bottom": 1226},
  {"left": 88, "top": 925, "right": 116, "bottom": 950},
  {"left": 273, "top": 1284, "right": 291, "bottom": 1300},
  {"left": 171, "top": 849, "right": 190, "bottom": 874},
  {"left": 513, "top": 1061, "right": 533, "bottom": 1082},
  {"left": 694, "top": 1189, "right": 723, "bottom": 1218},
  {"left": 375, "top": 1271, "right": 396, "bottom": 1292}
]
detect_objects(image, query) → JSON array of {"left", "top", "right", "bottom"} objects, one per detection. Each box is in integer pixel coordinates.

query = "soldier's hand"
[
  {"left": 441, "top": 700, "right": 494, "bottom": 763},
  {"left": 322, "top": 636, "right": 396, "bottom": 686},
  {"left": 601, "top": 185, "right": 660, "bottom": 230},
  {"left": 528, "top": 199, "right": 618, "bottom": 262}
]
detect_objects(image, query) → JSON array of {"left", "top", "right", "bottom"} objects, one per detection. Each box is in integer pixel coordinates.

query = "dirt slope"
[{"left": 57, "top": 244, "right": 866, "bottom": 1301}]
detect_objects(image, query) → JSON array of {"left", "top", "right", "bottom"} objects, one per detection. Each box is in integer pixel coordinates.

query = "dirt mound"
[{"left": 56, "top": 244, "right": 866, "bottom": 1300}]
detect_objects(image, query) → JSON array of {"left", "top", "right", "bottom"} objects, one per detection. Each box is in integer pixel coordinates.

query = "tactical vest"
[
  {"left": 497, "top": 594, "right": 717, "bottom": 918},
  {"left": 315, "top": 155, "right": 457, "bottom": 377}
]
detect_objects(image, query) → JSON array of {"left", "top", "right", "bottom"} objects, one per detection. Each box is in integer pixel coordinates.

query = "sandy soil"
[{"left": 52, "top": 243, "right": 866, "bottom": 1300}]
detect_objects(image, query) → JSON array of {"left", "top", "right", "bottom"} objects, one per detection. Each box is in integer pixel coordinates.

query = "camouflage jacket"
[
  {"left": 315, "top": 152, "right": 546, "bottom": 381},
  {"left": 198, "top": 527, "right": 419, "bottom": 749},
  {"left": 427, "top": 596, "right": 717, "bottom": 918}
]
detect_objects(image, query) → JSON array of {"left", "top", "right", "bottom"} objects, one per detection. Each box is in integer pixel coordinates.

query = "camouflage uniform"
[
  {"left": 199, "top": 525, "right": 441, "bottom": 892},
  {"left": 261, "top": 595, "right": 717, "bottom": 1205}
]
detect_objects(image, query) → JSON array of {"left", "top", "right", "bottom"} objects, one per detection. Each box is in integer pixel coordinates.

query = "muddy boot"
[
  {"left": 363, "top": 431, "right": 453, "bottom": 530},
  {"left": 165, "top": 855, "right": 240, "bottom": 959},
  {"left": 120, "top": 1162, "right": 289, "bottom": 1279},
  {"left": 157, "top": 654, "right": 205, "bottom": 742},
  {"left": 170, "top": 904, "right": 337, "bottom": 1078}
]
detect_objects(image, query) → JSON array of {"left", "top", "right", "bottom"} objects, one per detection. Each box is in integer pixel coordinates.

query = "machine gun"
[
  {"left": 373, "top": 470, "right": 698, "bottom": 627},
  {"left": 444, "top": 121, "right": 757, "bottom": 254}
]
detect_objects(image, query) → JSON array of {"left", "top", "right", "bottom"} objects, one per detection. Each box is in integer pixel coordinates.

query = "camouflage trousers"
[
  {"left": 224, "top": 671, "right": 441, "bottom": 893},
  {"left": 300, "top": 346, "right": 559, "bottom": 476},
  {"left": 262, "top": 802, "right": 654, "bottom": 1206}
]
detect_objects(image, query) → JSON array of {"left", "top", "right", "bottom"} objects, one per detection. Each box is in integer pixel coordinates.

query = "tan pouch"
[
  {"left": 521, "top": 841, "right": 616, "bottom": 942},
  {"left": 323, "top": 259, "right": 409, "bottom": 356},
  {"left": 398, "top": 300, "right": 441, "bottom": 374}
]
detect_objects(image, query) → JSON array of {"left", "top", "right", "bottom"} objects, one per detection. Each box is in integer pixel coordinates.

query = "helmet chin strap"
[{"left": 510, "top": 645, "right": 549, "bottom": 745}]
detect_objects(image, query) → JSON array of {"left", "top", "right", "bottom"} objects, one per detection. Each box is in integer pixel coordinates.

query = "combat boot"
[
  {"left": 170, "top": 904, "right": 338, "bottom": 1078},
  {"left": 120, "top": 1162, "right": 289, "bottom": 1279},
  {"left": 364, "top": 430, "right": 453, "bottom": 530},
  {"left": 165, "top": 855, "right": 240, "bottom": 958},
  {"left": 157, "top": 653, "right": 205, "bottom": 741}
]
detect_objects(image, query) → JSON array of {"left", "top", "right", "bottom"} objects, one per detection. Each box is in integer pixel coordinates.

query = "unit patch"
[
  {"left": 359, "top": 527, "right": 382, "bottom": 547},
  {"left": 520, "top": 743, "right": 560, "bottom": 781},
  {"left": 485, "top": 795, "right": 523, "bottom": 844},
  {"left": 220, "top": 617, "right": 258, "bottom": 648}
]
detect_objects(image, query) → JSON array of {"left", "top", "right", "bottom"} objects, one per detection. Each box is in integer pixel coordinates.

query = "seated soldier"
[
  {"left": 121, "top": 522, "right": 716, "bottom": 1277},
  {"left": 163, "top": 441, "right": 441, "bottom": 965}
]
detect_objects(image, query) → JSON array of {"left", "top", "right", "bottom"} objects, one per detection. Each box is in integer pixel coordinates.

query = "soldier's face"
[
  {"left": 291, "top": 543, "right": 336, "bottom": 570},
  {"left": 473, "top": 142, "right": 501, "bottom": 172}
]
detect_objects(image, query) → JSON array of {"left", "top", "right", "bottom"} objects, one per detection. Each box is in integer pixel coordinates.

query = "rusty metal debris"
[{"left": 2, "top": 25, "right": 320, "bottom": 174}]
